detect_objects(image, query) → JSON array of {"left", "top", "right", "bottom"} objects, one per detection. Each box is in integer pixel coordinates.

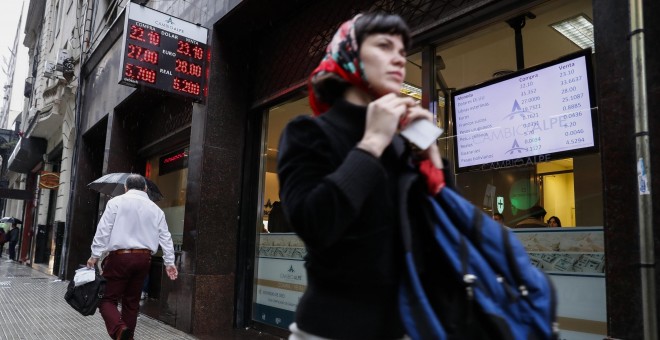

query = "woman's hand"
[
  {"left": 402, "top": 104, "right": 443, "bottom": 169},
  {"left": 358, "top": 94, "right": 416, "bottom": 157}
]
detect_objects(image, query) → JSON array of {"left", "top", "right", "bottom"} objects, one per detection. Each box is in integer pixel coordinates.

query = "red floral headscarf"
[
  {"left": 309, "top": 14, "right": 372, "bottom": 116},
  {"left": 308, "top": 14, "right": 445, "bottom": 194}
]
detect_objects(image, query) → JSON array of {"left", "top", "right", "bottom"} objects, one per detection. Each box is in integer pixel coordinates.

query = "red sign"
[
  {"left": 39, "top": 171, "right": 60, "bottom": 189},
  {"left": 159, "top": 148, "right": 189, "bottom": 176},
  {"left": 119, "top": 3, "right": 209, "bottom": 102}
]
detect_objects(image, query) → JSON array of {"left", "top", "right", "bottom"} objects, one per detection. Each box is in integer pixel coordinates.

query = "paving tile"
[{"left": 0, "top": 259, "right": 197, "bottom": 340}]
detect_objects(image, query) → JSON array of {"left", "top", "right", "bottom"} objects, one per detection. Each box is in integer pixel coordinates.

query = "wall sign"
[
  {"left": 255, "top": 234, "right": 307, "bottom": 329},
  {"left": 119, "top": 2, "right": 209, "bottom": 102},
  {"left": 159, "top": 148, "right": 188, "bottom": 176},
  {"left": 39, "top": 171, "right": 60, "bottom": 189}
]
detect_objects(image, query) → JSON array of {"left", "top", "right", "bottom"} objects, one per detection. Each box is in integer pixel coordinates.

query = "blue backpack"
[{"left": 398, "top": 173, "right": 558, "bottom": 340}]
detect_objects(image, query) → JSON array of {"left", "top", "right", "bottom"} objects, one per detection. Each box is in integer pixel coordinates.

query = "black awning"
[
  {"left": 8, "top": 137, "right": 47, "bottom": 173},
  {"left": 0, "top": 188, "right": 32, "bottom": 200}
]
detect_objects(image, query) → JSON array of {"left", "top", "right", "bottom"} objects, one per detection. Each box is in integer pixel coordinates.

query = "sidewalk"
[{"left": 0, "top": 258, "right": 198, "bottom": 340}]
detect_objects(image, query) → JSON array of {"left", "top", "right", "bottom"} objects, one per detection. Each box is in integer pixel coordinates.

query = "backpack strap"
[{"left": 397, "top": 171, "right": 449, "bottom": 339}]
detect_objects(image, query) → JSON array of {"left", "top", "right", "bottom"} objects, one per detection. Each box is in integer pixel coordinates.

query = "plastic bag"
[{"left": 73, "top": 267, "right": 96, "bottom": 287}]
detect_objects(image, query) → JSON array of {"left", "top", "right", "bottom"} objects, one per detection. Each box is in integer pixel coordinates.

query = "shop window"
[
  {"left": 434, "top": 0, "right": 601, "bottom": 228},
  {"left": 251, "top": 96, "right": 309, "bottom": 330},
  {"left": 433, "top": 1, "right": 606, "bottom": 336},
  {"left": 145, "top": 147, "right": 189, "bottom": 251}
]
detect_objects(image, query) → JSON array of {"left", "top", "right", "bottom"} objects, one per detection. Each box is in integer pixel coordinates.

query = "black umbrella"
[
  {"left": 87, "top": 173, "right": 164, "bottom": 201},
  {"left": 0, "top": 217, "right": 22, "bottom": 224}
]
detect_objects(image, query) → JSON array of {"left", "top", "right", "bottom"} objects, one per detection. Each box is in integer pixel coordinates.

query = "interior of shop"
[
  {"left": 251, "top": 0, "right": 606, "bottom": 334},
  {"left": 257, "top": 0, "right": 600, "bottom": 232}
]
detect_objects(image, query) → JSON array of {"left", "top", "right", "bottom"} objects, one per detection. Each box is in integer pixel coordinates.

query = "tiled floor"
[{"left": 0, "top": 258, "right": 198, "bottom": 340}]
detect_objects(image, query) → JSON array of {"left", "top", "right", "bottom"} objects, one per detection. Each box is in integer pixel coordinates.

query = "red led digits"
[
  {"left": 189, "top": 81, "right": 200, "bottom": 95},
  {"left": 129, "top": 24, "right": 160, "bottom": 46},
  {"left": 137, "top": 67, "right": 156, "bottom": 83},
  {"left": 178, "top": 41, "right": 204, "bottom": 60},
  {"left": 175, "top": 59, "right": 188, "bottom": 73},
  {"left": 172, "top": 77, "right": 201, "bottom": 95},
  {"left": 124, "top": 19, "right": 206, "bottom": 99},
  {"left": 125, "top": 64, "right": 135, "bottom": 78},
  {"left": 127, "top": 45, "right": 143, "bottom": 61},
  {"left": 177, "top": 41, "right": 191, "bottom": 57},
  {"left": 174, "top": 59, "right": 202, "bottom": 77},
  {"left": 127, "top": 44, "right": 158, "bottom": 65},
  {"left": 125, "top": 63, "right": 156, "bottom": 84},
  {"left": 188, "top": 64, "right": 202, "bottom": 77},
  {"left": 129, "top": 25, "right": 145, "bottom": 41},
  {"left": 143, "top": 49, "right": 158, "bottom": 64},
  {"left": 148, "top": 31, "right": 160, "bottom": 46},
  {"left": 192, "top": 46, "right": 204, "bottom": 60}
]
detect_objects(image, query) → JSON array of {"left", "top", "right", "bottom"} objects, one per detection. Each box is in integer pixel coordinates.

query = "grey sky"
[{"left": 0, "top": 0, "right": 30, "bottom": 126}]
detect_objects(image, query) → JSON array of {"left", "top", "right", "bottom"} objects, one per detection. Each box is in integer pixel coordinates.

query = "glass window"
[
  {"left": 435, "top": 0, "right": 601, "bottom": 228},
  {"left": 248, "top": 0, "right": 604, "bottom": 334},
  {"left": 433, "top": 1, "right": 606, "bottom": 336},
  {"left": 251, "top": 96, "right": 309, "bottom": 329},
  {"left": 250, "top": 51, "right": 424, "bottom": 329},
  {"left": 145, "top": 147, "right": 189, "bottom": 251}
]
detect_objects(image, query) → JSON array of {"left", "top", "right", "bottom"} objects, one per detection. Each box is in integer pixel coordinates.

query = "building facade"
[
  {"left": 52, "top": 0, "right": 660, "bottom": 339},
  {"left": 5, "top": 0, "right": 82, "bottom": 276}
]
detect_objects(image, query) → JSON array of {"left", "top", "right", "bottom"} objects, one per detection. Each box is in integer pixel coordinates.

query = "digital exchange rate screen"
[
  {"left": 119, "top": 3, "right": 208, "bottom": 102},
  {"left": 451, "top": 50, "right": 597, "bottom": 172}
]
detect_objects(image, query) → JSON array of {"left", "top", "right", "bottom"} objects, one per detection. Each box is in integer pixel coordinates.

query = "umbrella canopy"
[
  {"left": 87, "top": 173, "right": 164, "bottom": 201},
  {"left": 0, "top": 217, "right": 22, "bottom": 224}
]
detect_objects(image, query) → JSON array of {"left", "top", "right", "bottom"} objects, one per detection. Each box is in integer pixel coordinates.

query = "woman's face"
[
  {"left": 548, "top": 218, "right": 559, "bottom": 227},
  {"left": 359, "top": 33, "right": 407, "bottom": 97}
]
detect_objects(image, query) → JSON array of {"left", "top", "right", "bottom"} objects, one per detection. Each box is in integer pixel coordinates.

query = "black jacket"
[
  {"left": 278, "top": 99, "right": 420, "bottom": 339},
  {"left": 7, "top": 227, "right": 19, "bottom": 243}
]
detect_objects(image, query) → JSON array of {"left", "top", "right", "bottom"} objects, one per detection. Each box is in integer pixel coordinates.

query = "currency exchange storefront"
[
  {"left": 219, "top": 0, "right": 659, "bottom": 339},
  {"left": 64, "top": 0, "right": 658, "bottom": 338},
  {"left": 65, "top": 1, "right": 205, "bottom": 331}
]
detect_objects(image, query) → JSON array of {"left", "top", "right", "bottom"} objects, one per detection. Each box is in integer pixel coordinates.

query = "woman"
[
  {"left": 547, "top": 216, "right": 562, "bottom": 228},
  {"left": 277, "top": 13, "right": 446, "bottom": 339}
]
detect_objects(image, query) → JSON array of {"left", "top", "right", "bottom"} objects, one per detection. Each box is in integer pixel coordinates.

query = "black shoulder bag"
[{"left": 64, "top": 266, "right": 107, "bottom": 316}]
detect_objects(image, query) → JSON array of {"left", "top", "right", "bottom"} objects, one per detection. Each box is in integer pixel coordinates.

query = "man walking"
[
  {"left": 0, "top": 226, "right": 6, "bottom": 258},
  {"left": 87, "top": 174, "right": 178, "bottom": 340},
  {"left": 7, "top": 223, "right": 20, "bottom": 261}
]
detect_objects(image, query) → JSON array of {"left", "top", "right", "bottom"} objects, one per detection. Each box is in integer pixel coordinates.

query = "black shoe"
[{"left": 116, "top": 328, "right": 134, "bottom": 340}]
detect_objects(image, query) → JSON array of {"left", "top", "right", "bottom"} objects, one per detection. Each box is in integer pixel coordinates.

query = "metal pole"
[
  {"left": 507, "top": 16, "right": 525, "bottom": 70},
  {"left": 629, "top": 0, "right": 657, "bottom": 339},
  {"left": 506, "top": 13, "right": 535, "bottom": 71}
]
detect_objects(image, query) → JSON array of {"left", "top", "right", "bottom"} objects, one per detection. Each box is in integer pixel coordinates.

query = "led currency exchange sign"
[{"left": 119, "top": 3, "right": 209, "bottom": 102}]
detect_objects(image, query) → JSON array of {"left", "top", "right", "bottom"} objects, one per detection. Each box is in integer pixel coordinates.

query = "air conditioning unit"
[
  {"left": 24, "top": 77, "right": 33, "bottom": 97},
  {"left": 44, "top": 61, "right": 56, "bottom": 78},
  {"left": 56, "top": 49, "right": 69, "bottom": 71}
]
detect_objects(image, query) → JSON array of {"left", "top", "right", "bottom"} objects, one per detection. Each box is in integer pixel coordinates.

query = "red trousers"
[{"left": 99, "top": 252, "right": 151, "bottom": 338}]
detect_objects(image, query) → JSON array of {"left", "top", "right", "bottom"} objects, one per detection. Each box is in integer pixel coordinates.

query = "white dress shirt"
[{"left": 90, "top": 189, "right": 176, "bottom": 265}]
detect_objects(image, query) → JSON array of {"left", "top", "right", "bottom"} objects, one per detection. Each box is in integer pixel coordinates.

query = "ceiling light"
[
  {"left": 401, "top": 83, "right": 421, "bottom": 100},
  {"left": 550, "top": 14, "right": 594, "bottom": 52}
]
